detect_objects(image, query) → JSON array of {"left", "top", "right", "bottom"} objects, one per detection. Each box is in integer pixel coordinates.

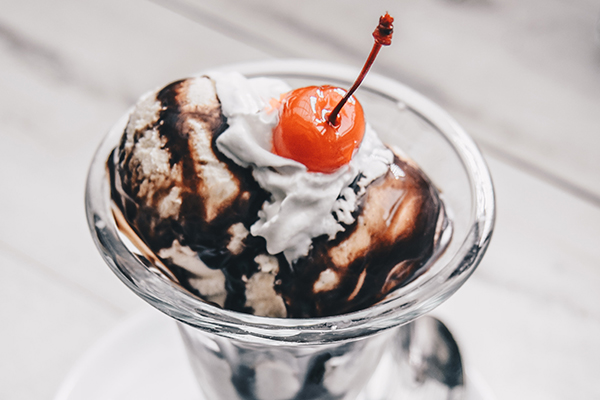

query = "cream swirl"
[{"left": 210, "top": 71, "right": 394, "bottom": 263}]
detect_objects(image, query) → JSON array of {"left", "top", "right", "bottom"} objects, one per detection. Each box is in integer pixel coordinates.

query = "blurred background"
[{"left": 1, "top": 0, "right": 599, "bottom": 399}]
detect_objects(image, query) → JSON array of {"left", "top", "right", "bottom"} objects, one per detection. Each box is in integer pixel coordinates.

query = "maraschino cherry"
[{"left": 272, "top": 13, "right": 394, "bottom": 173}]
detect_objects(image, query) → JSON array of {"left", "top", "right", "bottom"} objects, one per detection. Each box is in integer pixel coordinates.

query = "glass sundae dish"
[{"left": 85, "top": 57, "right": 494, "bottom": 400}]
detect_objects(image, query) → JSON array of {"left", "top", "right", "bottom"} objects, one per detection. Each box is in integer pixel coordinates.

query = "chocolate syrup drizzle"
[
  {"left": 110, "top": 77, "right": 447, "bottom": 318},
  {"left": 279, "top": 155, "right": 442, "bottom": 317},
  {"left": 113, "top": 78, "right": 270, "bottom": 313}
]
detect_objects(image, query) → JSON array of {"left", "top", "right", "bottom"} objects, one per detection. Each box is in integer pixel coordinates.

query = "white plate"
[
  {"left": 54, "top": 309, "right": 203, "bottom": 400},
  {"left": 54, "top": 309, "right": 494, "bottom": 400}
]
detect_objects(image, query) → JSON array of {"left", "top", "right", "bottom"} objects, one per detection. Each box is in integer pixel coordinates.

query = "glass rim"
[{"left": 85, "top": 59, "right": 495, "bottom": 344}]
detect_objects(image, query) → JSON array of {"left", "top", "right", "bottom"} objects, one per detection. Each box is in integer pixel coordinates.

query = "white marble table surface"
[{"left": 1, "top": 0, "right": 599, "bottom": 399}]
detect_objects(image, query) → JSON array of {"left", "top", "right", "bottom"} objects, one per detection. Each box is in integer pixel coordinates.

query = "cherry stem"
[
  {"left": 327, "top": 13, "right": 394, "bottom": 126},
  {"left": 327, "top": 44, "right": 382, "bottom": 126}
]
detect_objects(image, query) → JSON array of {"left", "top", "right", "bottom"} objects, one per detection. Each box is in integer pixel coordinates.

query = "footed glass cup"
[{"left": 86, "top": 60, "right": 495, "bottom": 400}]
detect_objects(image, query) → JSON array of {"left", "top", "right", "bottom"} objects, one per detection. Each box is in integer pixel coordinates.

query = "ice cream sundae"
[{"left": 108, "top": 13, "right": 450, "bottom": 318}]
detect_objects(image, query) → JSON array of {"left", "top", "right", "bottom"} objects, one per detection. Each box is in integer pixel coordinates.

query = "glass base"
[{"left": 54, "top": 309, "right": 494, "bottom": 400}]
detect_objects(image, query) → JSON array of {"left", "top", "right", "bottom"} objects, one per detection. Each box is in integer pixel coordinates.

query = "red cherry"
[
  {"left": 271, "top": 13, "right": 393, "bottom": 174},
  {"left": 272, "top": 85, "right": 365, "bottom": 173}
]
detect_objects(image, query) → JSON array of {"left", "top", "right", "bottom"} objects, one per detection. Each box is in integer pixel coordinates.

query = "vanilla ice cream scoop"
[{"left": 109, "top": 73, "right": 450, "bottom": 318}]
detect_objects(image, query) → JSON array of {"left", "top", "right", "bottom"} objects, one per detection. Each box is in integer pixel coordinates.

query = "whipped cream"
[{"left": 209, "top": 71, "right": 394, "bottom": 264}]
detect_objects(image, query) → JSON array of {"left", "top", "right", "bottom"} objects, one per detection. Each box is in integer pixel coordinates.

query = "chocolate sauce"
[
  {"left": 279, "top": 155, "right": 443, "bottom": 317},
  {"left": 111, "top": 76, "right": 448, "bottom": 318},
  {"left": 112, "top": 77, "right": 271, "bottom": 313}
]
